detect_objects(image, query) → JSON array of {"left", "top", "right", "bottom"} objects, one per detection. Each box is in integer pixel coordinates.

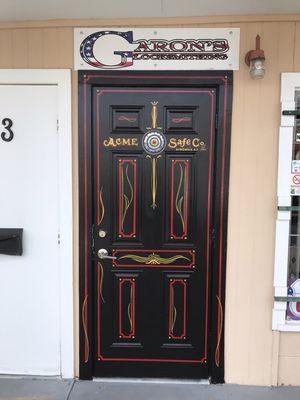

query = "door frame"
[
  {"left": 0, "top": 69, "right": 73, "bottom": 378},
  {"left": 78, "top": 71, "right": 232, "bottom": 383}
]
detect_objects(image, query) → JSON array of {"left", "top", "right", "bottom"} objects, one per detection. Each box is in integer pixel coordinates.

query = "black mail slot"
[{"left": 0, "top": 229, "right": 23, "bottom": 256}]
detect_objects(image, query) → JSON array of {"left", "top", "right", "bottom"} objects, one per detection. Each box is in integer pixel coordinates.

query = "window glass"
[{"left": 287, "top": 90, "right": 300, "bottom": 321}]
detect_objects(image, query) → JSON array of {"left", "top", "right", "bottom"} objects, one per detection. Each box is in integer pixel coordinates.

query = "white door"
[{"left": 0, "top": 85, "right": 61, "bottom": 375}]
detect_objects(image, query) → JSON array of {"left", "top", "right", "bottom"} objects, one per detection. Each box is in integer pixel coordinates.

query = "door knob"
[{"left": 97, "top": 248, "right": 117, "bottom": 260}]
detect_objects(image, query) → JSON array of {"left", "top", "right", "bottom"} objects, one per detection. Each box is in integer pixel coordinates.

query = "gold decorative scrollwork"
[
  {"left": 170, "top": 284, "right": 177, "bottom": 335},
  {"left": 98, "top": 262, "right": 105, "bottom": 303},
  {"left": 98, "top": 186, "right": 104, "bottom": 225},
  {"left": 121, "top": 164, "right": 133, "bottom": 231},
  {"left": 175, "top": 164, "right": 185, "bottom": 231},
  {"left": 170, "top": 160, "right": 189, "bottom": 239},
  {"left": 215, "top": 294, "right": 223, "bottom": 367},
  {"left": 119, "top": 252, "right": 190, "bottom": 265},
  {"left": 151, "top": 101, "right": 158, "bottom": 129},
  {"left": 118, "top": 115, "right": 137, "bottom": 122},
  {"left": 82, "top": 295, "right": 89, "bottom": 363},
  {"left": 146, "top": 155, "right": 161, "bottom": 209},
  {"left": 127, "top": 284, "right": 134, "bottom": 334}
]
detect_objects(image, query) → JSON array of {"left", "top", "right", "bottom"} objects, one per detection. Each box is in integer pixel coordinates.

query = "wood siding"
[{"left": 1, "top": 15, "right": 300, "bottom": 385}]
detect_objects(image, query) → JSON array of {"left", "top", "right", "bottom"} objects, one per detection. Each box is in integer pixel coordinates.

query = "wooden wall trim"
[{"left": 2, "top": 13, "right": 300, "bottom": 29}]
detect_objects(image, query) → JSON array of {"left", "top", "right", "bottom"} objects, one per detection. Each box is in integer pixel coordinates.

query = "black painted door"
[{"left": 92, "top": 86, "right": 216, "bottom": 379}]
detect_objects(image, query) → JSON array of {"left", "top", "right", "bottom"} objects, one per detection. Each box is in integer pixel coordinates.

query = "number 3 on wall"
[{"left": 1, "top": 118, "right": 14, "bottom": 142}]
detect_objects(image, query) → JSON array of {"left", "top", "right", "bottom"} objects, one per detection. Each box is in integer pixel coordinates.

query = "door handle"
[{"left": 97, "top": 248, "right": 117, "bottom": 260}]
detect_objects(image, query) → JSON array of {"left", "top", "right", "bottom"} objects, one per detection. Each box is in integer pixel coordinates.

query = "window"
[
  {"left": 273, "top": 74, "right": 300, "bottom": 330},
  {"left": 286, "top": 91, "right": 300, "bottom": 322}
]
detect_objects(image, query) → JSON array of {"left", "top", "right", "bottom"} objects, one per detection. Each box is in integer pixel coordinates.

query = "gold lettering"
[
  {"left": 168, "top": 138, "right": 177, "bottom": 149},
  {"left": 168, "top": 137, "right": 207, "bottom": 151},
  {"left": 103, "top": 137, "right": 139, "bottom": 147},
  {"left": 192, "top": 138, "right": 200, "bottom": 147},
  {"left": 103, "top": 137, "right": 116, "bottom": 147}
]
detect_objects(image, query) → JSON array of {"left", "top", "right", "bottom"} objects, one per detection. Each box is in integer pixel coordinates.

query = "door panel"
[{"left": 93, "top": 87, "right": 214, "bottom": 377}]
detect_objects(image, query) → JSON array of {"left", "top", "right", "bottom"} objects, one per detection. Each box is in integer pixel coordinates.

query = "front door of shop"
[{"left": 79, "top": 72, "right": 232, "bottom": 382}]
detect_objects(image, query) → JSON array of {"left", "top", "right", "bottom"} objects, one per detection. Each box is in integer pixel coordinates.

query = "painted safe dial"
[{"left": 142, "top": 130, "right": 167, "bottom": 155}]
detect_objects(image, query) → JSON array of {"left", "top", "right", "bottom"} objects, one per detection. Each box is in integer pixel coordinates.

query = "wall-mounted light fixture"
[{"left": 245, "top": 35, "right": 265, "bottom": 79}]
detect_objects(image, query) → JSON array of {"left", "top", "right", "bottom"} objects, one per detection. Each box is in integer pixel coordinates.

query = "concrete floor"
[{"left": 0, "top": 377, "right": 300, "bottom": 400}]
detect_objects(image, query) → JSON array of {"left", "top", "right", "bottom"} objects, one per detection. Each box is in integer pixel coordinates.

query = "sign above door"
[{"left": 74, "top": 28, "right": 240, "bottom": 71}]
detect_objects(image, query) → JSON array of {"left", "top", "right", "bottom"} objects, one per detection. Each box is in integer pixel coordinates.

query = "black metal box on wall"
[{"left": 0, "top": 228, "right": 23, "bottom": 255}]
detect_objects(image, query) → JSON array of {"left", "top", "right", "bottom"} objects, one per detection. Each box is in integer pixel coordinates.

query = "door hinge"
[
  {"left": 211, "top": 228, "right": 215, "bottom": 243},
  {"left": 56, "top": 119, "right": 59, "bottom": 133},
  {"left": 91, "top": 224, "right": 95, "bottom": 253},
  {"left": 58, "top": 233, "right": 61, "bottom": 245},
  {"left": 215, "top": 113, "right": 219, "bottom": 131}
]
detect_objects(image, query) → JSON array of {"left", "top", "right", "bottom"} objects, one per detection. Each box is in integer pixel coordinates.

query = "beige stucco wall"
[{"left": 1, "top": 14, "right": 300, "bottom": 386}]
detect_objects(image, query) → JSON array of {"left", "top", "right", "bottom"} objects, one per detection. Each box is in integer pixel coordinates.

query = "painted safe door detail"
[
  {"left": 112, "top": 249, "right": 195, "bottom": 268},
  {"left": 79, "top": 72, "right": 232, "bottom": 381},
  {"left": 168, "top": 278, "right": 188, "bottom": 340},
  {"left": 169, "top": 158, "right": 190, "bottom": 240},
  {"left": 91, "top": 86, "right": 215, "bottom": 379},
  {"left": 118, "top": 277, "right": 136, "bottom": 339},
  {"left": 117, "top": 158, "right": 137, "bottom": 239}
]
